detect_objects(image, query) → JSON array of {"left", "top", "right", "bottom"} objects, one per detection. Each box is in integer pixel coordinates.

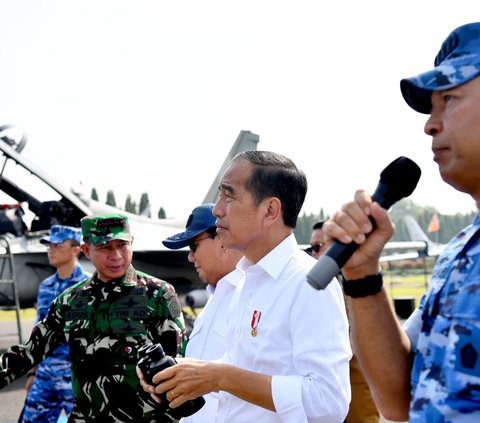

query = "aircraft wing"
[
  {"left": 380, "top": 250, "right": 420, "bottom": 263},
  {"left": 299, "top": 241, "right": 426, "bottom": 264},
  {"left": 380, "top": 215, "right": 446, "bottom": 262}
]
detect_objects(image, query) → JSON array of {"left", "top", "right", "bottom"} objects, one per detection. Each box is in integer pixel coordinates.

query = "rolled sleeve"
[
  {"left": 272, "top": 375, "right": 305, "bottom": 421},
  {"left": 270, "top": 280, "right": 351, "bottom": 422},
  {"left": 273, "top": 372, "right": 349, "bottom": 423}
]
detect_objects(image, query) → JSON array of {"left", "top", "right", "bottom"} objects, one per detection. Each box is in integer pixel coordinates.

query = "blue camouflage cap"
[
  {"left": 40, "top": 225, "right": 82, "bottom": 245},
  {"left": 401, "top": 22, "right": 480, "bottom": 114},
  {"left": 162, "top": 203, "right": 216, "bottom": 249}
]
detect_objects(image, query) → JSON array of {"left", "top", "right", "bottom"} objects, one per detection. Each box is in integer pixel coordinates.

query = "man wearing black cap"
[
  {"left": 322, "top": 22, "right": 480, "bottom": 422},
  {"left": 162, "top": 203, "right": 243, "bottom": 423}
]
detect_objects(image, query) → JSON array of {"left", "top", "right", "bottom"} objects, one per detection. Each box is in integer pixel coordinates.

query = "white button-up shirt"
[
  {"left": 180, "top": 269, "right": 241, "bottom": 423},
  {"left": 216, "top": 234, "right": 352, "bottom": 423}
]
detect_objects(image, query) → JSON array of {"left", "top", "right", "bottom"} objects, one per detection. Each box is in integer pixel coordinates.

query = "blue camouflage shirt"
[
  {"left": 404, "top": 215, "right": 480, "bottom": 421},
  {"left": 35, "top": 264, "right": 90, "bottom": 375}
]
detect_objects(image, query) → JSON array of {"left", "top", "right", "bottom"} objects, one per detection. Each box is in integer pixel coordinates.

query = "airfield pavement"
[{"left": 0, "top": 310, "right": 404, "bottom": 423}]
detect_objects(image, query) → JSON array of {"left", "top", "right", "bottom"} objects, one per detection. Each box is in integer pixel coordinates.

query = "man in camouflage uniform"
[
  {"left": 20, "top": 225, "right": 90, "bottom": 423},
  {"left": 0, "top": 213, "right": 187, "bottom": 422},
  {"left": 323, "top": 22, "right": 480, "bottom": 422}
]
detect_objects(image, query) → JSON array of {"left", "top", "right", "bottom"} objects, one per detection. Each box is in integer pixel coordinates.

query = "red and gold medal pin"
[{"left": 251, "top": 310, "right": 261, "bottom": 337}]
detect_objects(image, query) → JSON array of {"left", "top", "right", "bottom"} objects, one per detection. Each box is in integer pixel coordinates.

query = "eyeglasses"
[
  {"left": 188, "top": 233, "right": 217, "bottom": 253},
  {"left": 310, "top": 243, "right": 324, "bottom": 253}
]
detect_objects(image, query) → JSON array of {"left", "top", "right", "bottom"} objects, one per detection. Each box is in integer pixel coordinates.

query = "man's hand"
[
  {"left": 137, "top": 358, "right": 217, "bottom": 408},
  {"left": 322, "top": 189, "right": 394, "bottom": 279}
]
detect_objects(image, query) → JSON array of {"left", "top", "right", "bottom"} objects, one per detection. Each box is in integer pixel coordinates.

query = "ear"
[
  {"left": 81, "top": 243, "right": 90, "bottom": 259},
  {"left": 264, "top": 197, "right": 281, "bottom": 226},
  {"left": 72, "top": 245, "right": 81, "bottom": 257}
]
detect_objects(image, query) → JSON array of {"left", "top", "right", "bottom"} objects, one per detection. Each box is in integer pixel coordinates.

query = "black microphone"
[{"left": 306, "top": 156, "right": 421, "bottom": 290}]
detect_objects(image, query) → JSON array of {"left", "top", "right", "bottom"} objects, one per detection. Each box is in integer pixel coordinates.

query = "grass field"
[
  {"left": 384, "top": 271, "right": 430, "bottom": 311},
  {"left": 0, "top": 308, "right": 36, "bottom": 322}
]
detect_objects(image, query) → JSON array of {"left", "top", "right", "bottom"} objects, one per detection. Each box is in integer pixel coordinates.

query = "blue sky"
[{"left": 0, "top": 1, "right": 478, "bottom": 219}]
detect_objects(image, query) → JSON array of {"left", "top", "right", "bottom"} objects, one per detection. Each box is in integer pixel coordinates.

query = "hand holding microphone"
[{"left": 307, "top": 156, "right": 421, "bottom": 290}]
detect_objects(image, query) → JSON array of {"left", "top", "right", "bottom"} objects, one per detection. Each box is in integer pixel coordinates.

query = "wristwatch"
[{"left": 340, "top": 272, "right": 383, "bottom": 298}]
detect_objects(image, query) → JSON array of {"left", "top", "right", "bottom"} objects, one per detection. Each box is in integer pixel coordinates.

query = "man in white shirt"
[
  {"left": 162, "top": 203, "right": 243, "bottom": 423},
  {"left": 139, "top": 151, "right": 351, "bottom": 423}
]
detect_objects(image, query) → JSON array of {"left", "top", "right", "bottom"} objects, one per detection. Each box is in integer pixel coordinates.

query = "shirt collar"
[
  {"left": 207, "top": 268, "right": 242, "bottom": 296},
  {"left": 237, "top": 233, "right": 298, "bottom": 280},
  {"left": 91, "top": 264, "right": 137, "bottom": 287}
]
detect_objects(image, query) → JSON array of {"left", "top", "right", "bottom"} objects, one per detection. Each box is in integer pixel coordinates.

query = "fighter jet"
[
  {"left": 0, "top": 126, "right": 259, "bottom": 309},
  {"left": 380, "top": 214, "right": 447, "bottom": 263}
]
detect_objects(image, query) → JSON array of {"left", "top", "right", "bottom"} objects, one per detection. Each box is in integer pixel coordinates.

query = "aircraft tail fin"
[
  {"left": 403, "top": 215, "right": 432, "bottom": 244},
  {"left": 202, "top": 130, "right": 259, "bottom": 204},
  {"left": 403, "top": 214, "right": 446, "bottom": 258}
]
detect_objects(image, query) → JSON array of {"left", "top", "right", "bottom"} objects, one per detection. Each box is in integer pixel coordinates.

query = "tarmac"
[{"left": 0, "top": 310, "right": 402, "bottom": 423}]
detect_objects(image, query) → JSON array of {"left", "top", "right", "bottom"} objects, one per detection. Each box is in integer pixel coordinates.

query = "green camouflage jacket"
[{"left": 0, "top": 265, "right": 187, "bottom": 422}]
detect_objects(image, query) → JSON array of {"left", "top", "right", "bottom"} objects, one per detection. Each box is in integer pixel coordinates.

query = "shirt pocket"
[{"left": 439, "top": 288, "right": 480, "bottom": 398}]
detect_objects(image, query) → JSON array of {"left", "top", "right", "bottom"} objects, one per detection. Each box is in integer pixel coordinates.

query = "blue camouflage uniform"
[
  {"left": 20, "top": 225, "right": 89, "bottom": 423},
  {"left": 21, "top": 264, "right": 90, "bottom": 423},
  {"left": 400, "top": 22, "right": 480, "bottom": 421},
  {"left": 404, "top": 215, "right": 480, "bottom": 421}
]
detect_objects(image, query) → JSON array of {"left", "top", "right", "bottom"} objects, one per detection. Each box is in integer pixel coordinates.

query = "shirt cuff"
[{"left": 272, "top": 375, "right": 305, "bottom": 421}]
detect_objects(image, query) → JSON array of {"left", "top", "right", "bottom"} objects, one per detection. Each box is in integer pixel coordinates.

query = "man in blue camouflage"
[
  {"left": 323, "top": 22, "right": 480, "bottom": 422},
  {"left": 0, "top": 213, "right": 187, "bottom": 422},
  {"left": 19, "top": 225, "right": 90, "bottom": 423}
]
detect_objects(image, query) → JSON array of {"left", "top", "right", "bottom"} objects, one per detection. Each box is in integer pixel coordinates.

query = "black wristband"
[
  {"left": 341, "top": 272, "right": 383, "bottom": 298},
  {"left": 27, "top": 371, "right": 36, "bottom": 377}
]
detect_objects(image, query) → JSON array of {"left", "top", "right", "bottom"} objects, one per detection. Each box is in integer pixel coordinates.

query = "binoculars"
[{"left": 138, "top": 343, "right": 205, "bottom": 419}]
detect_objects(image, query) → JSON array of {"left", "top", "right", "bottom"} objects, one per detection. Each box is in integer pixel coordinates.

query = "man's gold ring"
[{"left": 171, "top": 389, "right": 176, "bottom": 398}]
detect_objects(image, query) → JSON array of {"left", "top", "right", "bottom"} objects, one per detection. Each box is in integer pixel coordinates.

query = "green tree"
[
  {"left": 158, "top": 207, "right": 166, "bottom": 219},
  {"left": 389, "top": 199, "right": 475, "bottom": 243},
  {"left": 139, "top": 193, "right": 151, "bottom": 217},
  {"left": 294, "top": 199, "right": 474, "bottom": 245},
  {"left": 294, "top": 209, "right": 330, "bottom": 244},
  {"left": 106, "top": 190, "right": 117, "bottom": 207},
  {"left": 91, "top": 187, "right": 99, "bottom": 201},
  {"left": 318, "top": 208, "right": 327, "bottom": 222},
  {"left": 125, "top": 195, "right": 137, "bottom": 214}
]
